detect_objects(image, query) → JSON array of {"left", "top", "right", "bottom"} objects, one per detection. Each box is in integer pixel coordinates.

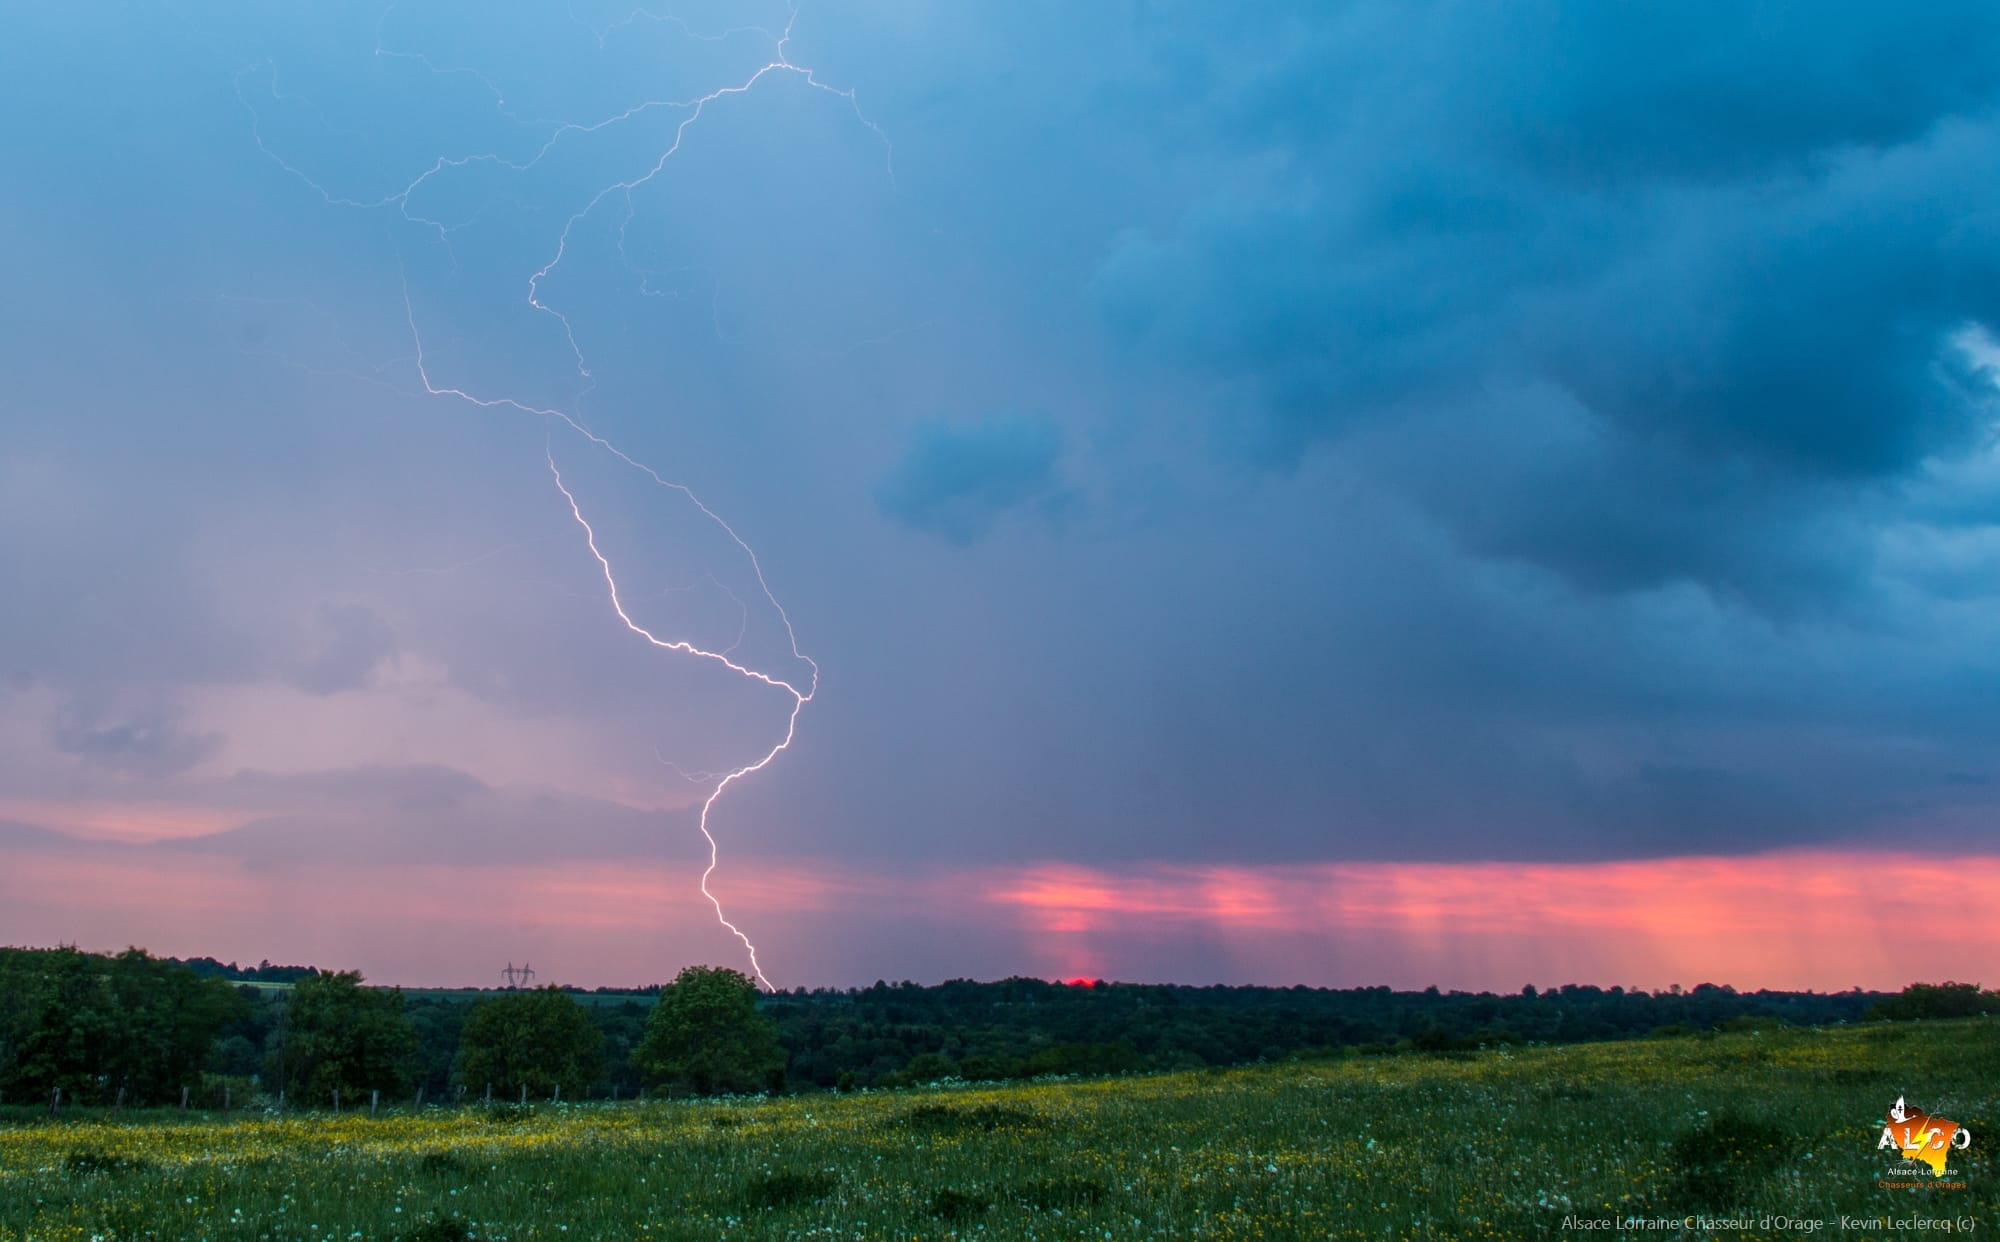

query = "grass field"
[{"left": 1, "top": 1020, "right": 1993, "bottom": 1241}]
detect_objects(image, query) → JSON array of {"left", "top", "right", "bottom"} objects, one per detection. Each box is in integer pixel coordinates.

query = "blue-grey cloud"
[
  {"left": 875, "top": 413, "right": 1070, "bottom": 544},
  {"left": 50, "top": 702, "right": 221, "bottom": 779},
  {"left": 292, "top": 602, "right": 397, "bottom": 695},
  {"left": 0, "top": 820, "right": 75, "bottom": 850},
  {"left": 169, "top": 763, "right": 696, "bottom": 867}
]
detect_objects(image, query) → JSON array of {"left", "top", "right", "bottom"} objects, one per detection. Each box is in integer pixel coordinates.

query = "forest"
[{"left": 2, "top": 944, "right": 1993, "bottom": 1110}]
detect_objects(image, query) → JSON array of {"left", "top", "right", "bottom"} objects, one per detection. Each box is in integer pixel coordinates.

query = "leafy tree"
[
  {"left": 102, "top": 948, "right": 248, "bottom": 1103},
  {"left": 0, "top": 946, "right": 244, "bottom": 1105},
  {"left": 635, "top": 966, "right": 784, "bottom": 1095},
  {"left": 209, "top": 1034, "right": 263, "bottom": 1079},
  {"left": 1867, "top": 981, "right": 1999, "bottom": 1021},
  {"left": 456, "top": 986, "right": 604, "bottom": 1100},
  {"left": 275, "top": 971, "right": 419, "bottom": 1104},
  {"left": 0, "top": 947, "right": 119, "bottom": 1103},
  {"left": 594, "top": 999, "right": 650, "bottom": 1098},
  {"left": 407, "top": 995, "right": 472, "bottom": 1100}
]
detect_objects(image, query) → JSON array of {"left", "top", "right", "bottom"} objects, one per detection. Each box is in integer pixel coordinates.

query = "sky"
[{"left": 3, "top": 1, "right": 2000, "bottom": 991}]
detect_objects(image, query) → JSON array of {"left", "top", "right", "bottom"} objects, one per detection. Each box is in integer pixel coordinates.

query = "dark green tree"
[
  {"left": 275, "top": 971, "right": 419, "bottom": 1104},
  {"left": 0, "top": 946, "right": 244, "bottom": 1105},
  {"left": 635, "top": 966, "right": 784, "bottom": 1095},
  {"left": 0, "top": 947, "right": 119, "bottom": 1103},
  {"left": 102, "top": 948, "right": 248, "bottom": 1103},
  {"left": 1867, "top": 981, "right": 1998, "bottom": 1021},
  {"left": 209, "top": 1034, "right": 263, "bottom": 1078},
  {"left": 456, "top": 986, "right": 604, "bottom": 1100}
]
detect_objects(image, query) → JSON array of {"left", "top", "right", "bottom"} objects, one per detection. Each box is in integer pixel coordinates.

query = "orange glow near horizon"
[
  {"left": 0, "top": 839, "right": 1996, "bottom": 992},
  {"left": 980, "top": 851, "right": 2000, "bottom": 992}
]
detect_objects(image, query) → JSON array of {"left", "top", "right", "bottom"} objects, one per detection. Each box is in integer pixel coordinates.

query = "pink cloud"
[{"left": 0, "top": 799, "right": 253, "bottom": 844}]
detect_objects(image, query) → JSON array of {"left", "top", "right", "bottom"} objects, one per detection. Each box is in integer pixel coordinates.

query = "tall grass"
[{"left": 1, "top": 1020, "right": 1993, "bottom": 1239}]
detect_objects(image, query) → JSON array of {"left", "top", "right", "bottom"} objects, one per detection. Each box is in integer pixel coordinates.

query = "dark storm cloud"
[
  {"left": 1296, "top": 2, "right": 2000, "bottom": 182},
  {"left": 1529, "top": 134, "right": 2000, "bottom": 479},
  {"left": 875, "top": 413, "right": 1071, "bottom": 544},
  {"left": 1357, "top": 385, "right": 1866, "bottom": 607},
  {"left": 1093, "top": 1, "right": 2000, "bottom": 601}
]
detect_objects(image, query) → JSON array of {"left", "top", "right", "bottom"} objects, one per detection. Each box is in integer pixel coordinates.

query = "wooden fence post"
[
  {"left": 333, "top": 1087, "right": 340, "bottom": 1116},
  {"left": 49, "top": 1086, "right": 60, "bottom": 1116},
  {"left": 114, "top": 1086, "right": 125, "bottom": 1119},
  {"left": 553, "top": 1084, "right": 561, "bottom": 1104},
  {"left": 415, "top": 1086, "right": 425, "bottom": 1110},
  {"left": 485, "top": 1083, "right": 492, "bottom": 1104},
  {"left": 180, "top": 1086, "right": 190, "bottom": 1112},
  {"left": 370, "top": 1089, "right": 378, "bottom": 1117},
  {"left": 223, "top": 1085, "right": 231, "bottom": 1113},
  {"left": 519, "top": 1084, "right": 527, "bottom": 1107}
]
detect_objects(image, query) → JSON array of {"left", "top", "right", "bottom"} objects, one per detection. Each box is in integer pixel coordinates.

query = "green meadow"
[{"left": 2, "top": 1020, "right": 1993, "bottom": 1241}]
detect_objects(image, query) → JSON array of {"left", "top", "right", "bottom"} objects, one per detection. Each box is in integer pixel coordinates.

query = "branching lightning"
[
  {"left": 239, "top": 1, "right": 887, "bottom": 987},
  {"left": 544, "top": 448, "right": 808, "bottom": 990}
]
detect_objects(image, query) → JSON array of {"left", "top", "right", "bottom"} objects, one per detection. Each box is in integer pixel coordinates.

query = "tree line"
[
  {"left": 0, "top": 948, "right": 775, "bottom": 1109},
  {"left": 2, "top": 944, "right": 1987, "bottom": 1110}
]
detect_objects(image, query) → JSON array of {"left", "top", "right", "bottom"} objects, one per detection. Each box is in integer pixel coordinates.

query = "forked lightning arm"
[{"left": 545, "top": 450, "right": 809, "bottom": 991}]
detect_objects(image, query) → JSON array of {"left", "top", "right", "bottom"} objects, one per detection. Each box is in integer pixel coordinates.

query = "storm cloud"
[
  {"left": 1092, "top": 1, "right": 2000, "bottom": 607},
  {"left": 2, "top": 0, "right": 1998, "bottom": 985},
  {"left": 875, "top": 414, "right": 1070, "bottom": 543}
]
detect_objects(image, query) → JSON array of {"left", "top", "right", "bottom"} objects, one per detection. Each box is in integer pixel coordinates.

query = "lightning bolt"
[
  {"left": 237, "top": 1, "right": 886, "bottom": 987},
  {"left": 544, "top": 448, "right": 809, "bottom": 991}
]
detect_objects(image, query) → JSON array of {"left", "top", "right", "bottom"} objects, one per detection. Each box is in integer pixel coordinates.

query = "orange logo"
[{"left": 1879, "top": 1096, "right": 1972, "bottom": 1177}]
